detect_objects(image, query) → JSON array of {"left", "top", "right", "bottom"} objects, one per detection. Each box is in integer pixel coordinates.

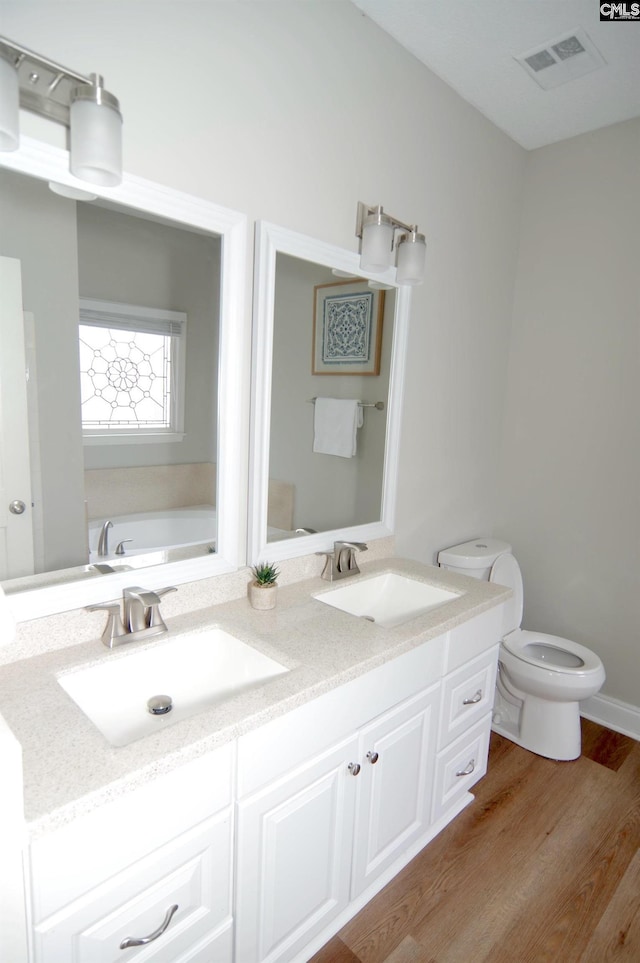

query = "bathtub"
[{"left": 89, "top": 505, "right": 217, "bottom": 560}]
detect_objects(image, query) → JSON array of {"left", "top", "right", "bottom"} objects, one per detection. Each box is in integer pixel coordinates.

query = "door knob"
[{"left": 9, "top": 500, "right": 26, "bottom": 515}]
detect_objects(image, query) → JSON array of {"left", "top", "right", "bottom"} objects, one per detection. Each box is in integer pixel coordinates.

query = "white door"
[
  {"left": 351, "top": 685, "right": 440, "bottom": 899},
  {"left": 235, "top": 735, "right": 358, "bottom": 963},
  {"left": 0, "top": 257, "right": 34, "bottom": 579}
]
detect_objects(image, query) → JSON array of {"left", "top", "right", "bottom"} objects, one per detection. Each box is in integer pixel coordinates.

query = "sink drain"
[{"left": 147, "top": 694, "right": 173, "bottom": 716}]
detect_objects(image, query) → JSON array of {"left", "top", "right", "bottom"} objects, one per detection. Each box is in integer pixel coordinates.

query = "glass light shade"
[
  {"left": 360, "top": 214, "right": 394, "bottom": 273},
  {"left": 48, "top": 181, "right": 98, "bottom": 201},
  {"left": 70, "top": 85, "right": 122, "bottom": 186},
  {"left": 396, "top": 232, "right": 426, "bottom": 286},
  {"left": 0, "top": 54, "right": 19, "bottom": 151}
]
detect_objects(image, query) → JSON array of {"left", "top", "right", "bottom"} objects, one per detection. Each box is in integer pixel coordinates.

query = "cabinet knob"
[
  {"left": 348, "top": 762, "right": 361, "bottom": 776},
  {"left": 455, "top": 759, "right": 476, "bottom": 778},
  {"left": 462, "top": 689, "right": 483, "bottom": 705},
  {"left": 366, "top": 751, "right": 379, "bottom": 764},
  {"left": 119, "top": 903, "right": 179, "bottom": 949}
]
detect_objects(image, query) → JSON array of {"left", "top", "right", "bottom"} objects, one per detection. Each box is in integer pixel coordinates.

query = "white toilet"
[{"left": 437, "top": 538, "right": 605, "bottom": 761}]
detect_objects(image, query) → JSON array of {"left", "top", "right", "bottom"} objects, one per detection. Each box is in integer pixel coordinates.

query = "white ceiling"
[{"left": 351, "top": 0, "right": 640, "bottom": 149}]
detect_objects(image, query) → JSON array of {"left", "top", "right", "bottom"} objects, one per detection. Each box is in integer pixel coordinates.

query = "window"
[{"left": 78, "top": 298, "right": 187, "bottom": 444}]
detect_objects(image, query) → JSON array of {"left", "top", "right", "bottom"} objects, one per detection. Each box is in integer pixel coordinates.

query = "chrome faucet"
[
  {"left": 318, "top": 541, "right": 368, "bottom": 581},
  {"left": 97, "top": 520, "right": 113, "bottom": 557},
  {"left": 87, "top": 585, "right": 177, "bottom": 648}
]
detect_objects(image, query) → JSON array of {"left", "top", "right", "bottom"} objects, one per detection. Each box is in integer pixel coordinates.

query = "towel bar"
[{"left": 308, "top": 397, "right": 384, "bottom": 410}]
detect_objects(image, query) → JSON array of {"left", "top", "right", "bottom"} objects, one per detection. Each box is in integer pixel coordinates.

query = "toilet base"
[{"left": 493, "top": 686, "right": 582, "bottom": 761}]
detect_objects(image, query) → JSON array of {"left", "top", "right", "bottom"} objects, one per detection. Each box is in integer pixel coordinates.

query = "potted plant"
[{"left": 248, "top": 561, "right": 280, "bottom": 610}]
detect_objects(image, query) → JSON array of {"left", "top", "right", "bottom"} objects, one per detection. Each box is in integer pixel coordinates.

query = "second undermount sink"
[
  {"left": 314, "top": 572, "right": 461, "bottom": 629},
  {"left": 58, "top": 629, "right": 288, "bottom": 747}
]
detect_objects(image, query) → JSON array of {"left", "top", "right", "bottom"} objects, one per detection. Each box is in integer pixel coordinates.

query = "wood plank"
[
  {"left": 580, "top": 848, "right": 640, "bottom": 961},
  {"left": 382, "top": 935, "right": 435, "bottom": 963},
  {"left": 581, "top": 718, "right": 637, "bottom": 771},
  {"left": 311, "top": 936, "right": 362, "bottom": 963}
]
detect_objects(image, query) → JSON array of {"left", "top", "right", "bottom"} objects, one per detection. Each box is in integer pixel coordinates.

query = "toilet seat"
[
  {"left": 490, "top": 552, "right": 604, "bottom": 677},
  {"left": 502, "top": 628, "right": 604, "bottom": 676}
]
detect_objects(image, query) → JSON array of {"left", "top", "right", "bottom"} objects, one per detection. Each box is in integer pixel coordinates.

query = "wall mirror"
[
  {"left": 248, "top": 221, "right": 410, "bottom": 565},
  {"left": 0, "top": 138, "right": 246, "bottom": 621}
]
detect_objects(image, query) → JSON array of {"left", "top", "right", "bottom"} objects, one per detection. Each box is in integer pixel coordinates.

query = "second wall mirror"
[{"left": 248, "top": 221, "right": 411, "bottom": 565}]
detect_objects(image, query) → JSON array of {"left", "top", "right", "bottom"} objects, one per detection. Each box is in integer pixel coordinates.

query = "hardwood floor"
[{"left": 310, "top": 720, "right": 640, "bottom": 963}]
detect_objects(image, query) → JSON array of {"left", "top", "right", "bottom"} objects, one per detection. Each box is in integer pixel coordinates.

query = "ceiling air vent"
[{"left": 515, "top": 27, "right": 606, "bottom": 90}]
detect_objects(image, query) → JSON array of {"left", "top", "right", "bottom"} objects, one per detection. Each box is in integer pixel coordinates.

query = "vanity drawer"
[
  {"left": 431, "top": 716, "right": 491, "bottom": 823},
  {"left": 439, "top": 645, "right": 498, "bottom": 749},
  {"left": 33, "top": 810, "right": 233, "bottom": 963}
]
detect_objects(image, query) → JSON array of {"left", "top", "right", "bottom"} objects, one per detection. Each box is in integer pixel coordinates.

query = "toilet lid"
[{"left": 489, "top": 553, "right": 523, "bottom": 634}]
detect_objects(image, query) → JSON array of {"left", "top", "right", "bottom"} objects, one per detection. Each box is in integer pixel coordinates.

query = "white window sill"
[{"left": 82, "top": 432, "right": 186, "bottom": 446}]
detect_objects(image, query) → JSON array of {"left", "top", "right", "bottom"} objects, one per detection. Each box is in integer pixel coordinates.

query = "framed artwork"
[{"left": 312, "top": 279, "right": 384, "bottom": 376}]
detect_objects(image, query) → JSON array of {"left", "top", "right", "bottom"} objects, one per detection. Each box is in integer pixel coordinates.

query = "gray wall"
[{"left": 498, "top": 118, "right": 640, "bottom": 706}]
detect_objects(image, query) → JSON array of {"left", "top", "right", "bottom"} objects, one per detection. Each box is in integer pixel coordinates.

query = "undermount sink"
[
  {"left": 58, "top": 629, "right": 288, "bottom": 747},
  {"left": 314, "top": 572, "right": 461, "bottom": 629}
]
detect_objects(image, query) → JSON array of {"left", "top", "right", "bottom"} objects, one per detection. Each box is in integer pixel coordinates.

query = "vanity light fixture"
[
  {"left": 355, "top": 201, "right": 426, "bottom": 286},
  {"left": 0, "top": 35, "right": 122, "bottom": 186}
]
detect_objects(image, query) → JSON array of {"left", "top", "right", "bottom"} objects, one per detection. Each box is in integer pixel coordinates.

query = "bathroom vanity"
[{"left": 0, "top": 559, "right": 509, "bottom": 963}]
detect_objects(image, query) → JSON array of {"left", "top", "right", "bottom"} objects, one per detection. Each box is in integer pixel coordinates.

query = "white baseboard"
[{"left": 581, "top": 693, "right": 640, "bottom": 742}]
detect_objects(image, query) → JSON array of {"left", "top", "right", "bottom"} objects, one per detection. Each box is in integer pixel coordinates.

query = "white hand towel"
[
  {"left": 313, "top": 398, "right": 363, "bottom": 458},
  {"left": 0, "top": 584, "right": 16, "bottom": 648}
]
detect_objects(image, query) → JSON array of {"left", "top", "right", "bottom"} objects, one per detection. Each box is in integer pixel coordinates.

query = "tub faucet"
[
  {"left": 318, "top": 541, "right": 368, "bottom": 581},
  {"left": 87, "top": 584, "right": 177, "bottom": 648},
  {"left": 97, "top": 520, "right": 113, "bottom": 557}
]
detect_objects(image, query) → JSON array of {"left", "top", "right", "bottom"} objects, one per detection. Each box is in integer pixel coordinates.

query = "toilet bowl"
[{"left": 437, "top": 539, "right": 605, "bottom": 761}]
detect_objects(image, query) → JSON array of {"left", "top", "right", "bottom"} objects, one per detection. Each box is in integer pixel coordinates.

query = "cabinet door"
[
  {"left": 351, "top": 685, "right": 440, "bottom": 899},
  {"left": 235, "top": 735, "right": 359, "bottom": 963}
]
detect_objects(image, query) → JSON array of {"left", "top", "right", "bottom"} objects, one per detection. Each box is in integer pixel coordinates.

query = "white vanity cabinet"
[
  {"left": 234, "top": 641, "right": 445, "bottom": 963},
  {"left": 28, "top": 745, "right": 235, "bottom": 963},
  {"left": 235, "top": 604, "right": 504, "bottom": 963},
  {"left": 22, "top": 599, "right": 504, "bottom": 963}
]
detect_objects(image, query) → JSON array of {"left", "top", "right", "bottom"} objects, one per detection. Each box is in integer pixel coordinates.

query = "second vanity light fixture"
[
  {"left": 0, "top": 34, "right": 122, "bottom": 187},
  {"left": 356, "top": 201, "right": 426, "bottom": 286}
]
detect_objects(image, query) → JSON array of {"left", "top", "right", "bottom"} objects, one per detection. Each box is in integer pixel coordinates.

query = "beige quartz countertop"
[{"left": 0, "top": 558, "right": 510, "bottom": 837}]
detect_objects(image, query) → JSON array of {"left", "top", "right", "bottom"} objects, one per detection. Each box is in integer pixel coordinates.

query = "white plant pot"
[{"left": 248, "top": 581, "right": 278, "bottom": 610}]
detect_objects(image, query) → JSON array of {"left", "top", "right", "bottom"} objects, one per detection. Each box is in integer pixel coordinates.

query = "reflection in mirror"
[
  {"left": 1, "top": 169, "right": 219, "bottom": 578},
  {"left": 0, "top": 139, "right": 246, "bottom": 620},
  {"left": 269, "top": 255, "right": 395, "bottom": 537},
  {"left": 249, "top": 222, "right": 410, "bottom": 565}
]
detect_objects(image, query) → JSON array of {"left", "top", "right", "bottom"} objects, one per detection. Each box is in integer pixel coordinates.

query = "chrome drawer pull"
[
  {"left": 455, "top": 759, "right": 475, "bottom": 778},
  {"left": 120, "top": 903, "right": 179, "bottom": 949},
  {"left": 366, "top": 751, "right": 379, "bottom": 764},
  {"left": 462, "top": 690, "right": 482, "bottom": 706},
  {"left": 348, "top": 762, "right": 361, "bottom": 776}
]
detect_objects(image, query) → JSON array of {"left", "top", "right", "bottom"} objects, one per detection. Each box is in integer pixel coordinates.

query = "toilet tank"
[{"left": 437, "top": 537, "right": 512, "bottom": 581}]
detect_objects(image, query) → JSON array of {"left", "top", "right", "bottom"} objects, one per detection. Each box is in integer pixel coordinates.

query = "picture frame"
[{"left": 312, "top": 279, "right": 384, "bottom": 376}]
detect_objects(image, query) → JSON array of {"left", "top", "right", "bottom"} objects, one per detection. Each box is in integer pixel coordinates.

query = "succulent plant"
[{"left": 251, "top": 562, "right": 279, "bottom": 586}]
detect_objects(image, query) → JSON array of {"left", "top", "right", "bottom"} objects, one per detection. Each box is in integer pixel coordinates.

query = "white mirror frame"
[
  {"left": 0, "top": 137, "right": 247, "bottom": 621},
  {"left": 248, "top": 221, "right": 411, "bottom": 565}
]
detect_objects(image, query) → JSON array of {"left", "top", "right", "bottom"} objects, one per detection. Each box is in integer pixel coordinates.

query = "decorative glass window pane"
[
  {"left": 78, "top": 298, "right": 186, "bottom": 441},
  {"left": 79, "top": 325, "right": 172, "bottom": 430}
]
